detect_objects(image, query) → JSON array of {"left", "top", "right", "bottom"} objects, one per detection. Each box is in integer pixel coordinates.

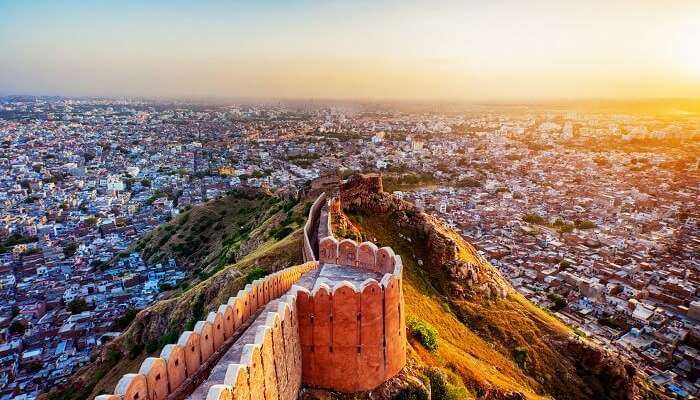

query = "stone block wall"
[
  {"left": 95, "top": 261, "right": 317, "bottom": 400},
  {"left": 203, "top": 289, "right": 305, "bottom": 400}
]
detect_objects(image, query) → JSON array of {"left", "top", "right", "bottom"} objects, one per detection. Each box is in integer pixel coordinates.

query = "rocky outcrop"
[
  {"left": 565, "top": 337, "right": 641, "bottom": 400},
  {"left": 338, "top": 174, "right": 661, "bottom": 400},
  {"left": 339, "top": 174, "right": 509, "bottom": 300}
]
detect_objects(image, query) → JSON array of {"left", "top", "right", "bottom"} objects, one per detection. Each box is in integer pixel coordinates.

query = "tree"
[
  {"left": 9, "top": 320, "right": 27, "bottom": 335},
  {"left": 574, "top": 219, "right": 596, "bottom": 229},
  {"left": 67, "top": 298, "right": 91, "bottom": 314},
  {"left": 547, "top": 292, "right": 567, "bottom": 311},
  {"left": 84, "top": 217, "right": 98, "bottom": 226},
  {"left": 63, "top": 241, "right": 79, "bottom": 258},
  {"left": 141, "top": 178, "right": 152, "bottom": 187}
]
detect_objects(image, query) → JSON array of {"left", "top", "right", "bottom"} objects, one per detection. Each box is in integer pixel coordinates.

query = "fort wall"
[
  {"left": 298, "top": 196, "right": 406, "bottom": 392},
  {"left": 95, "top": 261, "right": 317, "bottom": 400},
  {"left": 303, "top": 192, "right": 326, "bottom": 262},
  {"left": 96, "top": 192, "right": 407, "bottom": 400},
  {"left": 296, "top": 271, "right": 406, "bottom": 392}
]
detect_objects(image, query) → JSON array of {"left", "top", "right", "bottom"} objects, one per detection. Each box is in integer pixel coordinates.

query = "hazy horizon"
[{"left": 2, "top": 0, "right": 699, "bottom": 101}]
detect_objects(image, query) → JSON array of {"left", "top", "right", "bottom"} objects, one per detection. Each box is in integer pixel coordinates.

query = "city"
[
  {"left": 2, "top": 1, "right": 700, "bottom": 399},
  {"left": 0, "top": 97, "right": 697, "bottom": 398}
]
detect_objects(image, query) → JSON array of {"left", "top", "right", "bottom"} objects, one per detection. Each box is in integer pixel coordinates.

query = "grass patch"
[{"left": 408, "top": 317, "right": 439, "bottom": 352}]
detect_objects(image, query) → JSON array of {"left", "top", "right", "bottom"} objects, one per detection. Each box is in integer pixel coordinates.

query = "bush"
[
  {"left": 574, "top": 328, "right": 587, "bottom": 338},
  {"left": 246, "top": 267, "right": 269, "bottom": 284},
  {"left": 114, "top": 307, "right": 138, "bottom": 330},
  {"left": 9, "top": 320, "right": 27, "bottom": 335},
  {"left": 425, "top": 367, "right": 470, "bottom": 400},
  {"left": 127, "top": 341, "right": 144, "bottom": 359},
  {"left": 547, "top": 292, "right": 567, "bottom": 311},
  {"left": 270, "top": 226, "right": 294, "bottom": 240},
  {"left": 408, "top": 317, "right": 439, "bottom": 352},
  {"left": 513, "top": 345, "right": 529, "bottom": 369},
  {"left": 67, "top": 298, "right": 92, "bottom": 314},
  {"left": 523, "top": 214, "right": 546, "bottom": 225},
  {"left": 105, "top": 349, "right": 121, "bottom": 365},
  {"left": 393, "top": 382, "right": 429, "bottom": 400},
  {"left": 63, "top": 241, "right": 78, "bottom": 258},
  {"left": 145, "top": 340, "right": 159, "bottom": 354},
  {"left": 574, "top": 219, "right": 596, "bottom": 229}
]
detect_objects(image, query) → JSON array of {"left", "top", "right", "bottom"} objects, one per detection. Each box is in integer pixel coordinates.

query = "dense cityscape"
[{"left": 0, "top": 97, "right": 698, "bottom": 399}]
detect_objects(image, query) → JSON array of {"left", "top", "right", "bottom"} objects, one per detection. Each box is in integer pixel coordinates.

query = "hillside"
[
  {"left": 320, "top": 174, "right": 667, "bottom": 400},
  {"left": 49, "top": 178, "right": 668, "bottom": 400},
  {"left": 135, "top": 188, "right": 303, "bottom": 277},
  {"left": 45, "top": 189, "right": 309, "bottom": 400}
]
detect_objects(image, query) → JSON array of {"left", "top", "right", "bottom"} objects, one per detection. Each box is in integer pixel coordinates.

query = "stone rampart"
[
  {"left": 296, "top": 268, "right": 406, "bottom": 392},
  {"left": 318, "top": 236, "right": 400, "bottom": 275},
  {"left": 200, "top": 290, "right": 304, "bottom": 400},
  {"left": 303, "top": 192, "right": 326, "bottom": 262},
  {"left": 297, "top": 195, "right": 407, "bottom": 392},
  {"left": 97, "top": 192, "right": 407, "bottom": 399},
  {"left": 95, "top": 261, "right": 317, "bottom": 400}
]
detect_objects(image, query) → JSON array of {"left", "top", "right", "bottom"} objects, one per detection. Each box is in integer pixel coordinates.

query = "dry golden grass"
[{"left": 348, "top": 212, "right": 604, "bottom": 400}]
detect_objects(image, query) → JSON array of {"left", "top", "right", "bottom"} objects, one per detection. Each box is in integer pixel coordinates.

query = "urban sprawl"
[{"left": 0, "top": 97, "right": 698, "bottom": 399}]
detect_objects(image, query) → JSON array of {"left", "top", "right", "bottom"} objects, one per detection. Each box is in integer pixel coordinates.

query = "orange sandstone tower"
[{"left": 95, "top": 193, "right": 406, "bottom": 400}]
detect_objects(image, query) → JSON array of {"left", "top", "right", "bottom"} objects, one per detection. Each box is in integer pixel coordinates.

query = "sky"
[{"left": 1, "top": 0, "right": 699, "bottom": 101}]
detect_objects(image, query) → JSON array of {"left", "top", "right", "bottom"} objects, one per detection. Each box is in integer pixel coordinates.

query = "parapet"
[
  {"left": 319, "top": 236, "right": 402, "bottom": 276},
  {"left": 296, "top": 272, "right": 406, "bottom": 392},
  {"left": 298, "top": 195, "right": 406, "bottom": 392},
  {"left": 203, "top": 288, "right": 305, "bottom": 400},
  {"left": 96, "top": 261, "right": 318, "bottom": 400},
  {"left": 303, "top": 192, "right": 327, "bottom": 262}
]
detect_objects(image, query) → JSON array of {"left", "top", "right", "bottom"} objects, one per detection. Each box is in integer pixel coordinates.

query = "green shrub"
[
  {"left": 127, "top": 340, "right": 144, "bottom": 359},
  {"left": 145, "top": 340, "right": 159, "bottom": 354},
  {"left": 408, "top": 317, "right": 439, "bottom": 352},
  {"left": 393, "top": 382, "right": 429, "bottom": 400},
  {"left": 113, "top": 307, "right": 138, "bottom": 330},
  {"left": 246, "top": 267, "right": 269, "bottom": 284},
  {"left": 67, "top": 298, "right": 92, "bottom": 314},
  {"left": 425, "top": 367, "right": 470, "bottom": 400},
  {"left": 547, "top": 292, "right": 567, "bottom": 311},
  {"left": 513, "top": 345, "right": 529, "bottom": 369},
  {"left": 159, "top": 330, "right": 178, "bottom": 347},
  {"left": 270, "top": 226, "right": 294, "bottom": 240},
  {"left": 105, "top": 349, "right": 121, "bottom": 365},
  {"left": 573, "top": 328, "right": 587, "bottom": 338}
]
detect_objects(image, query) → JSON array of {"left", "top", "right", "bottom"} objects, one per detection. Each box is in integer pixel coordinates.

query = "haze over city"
[
  {"left": 1, "top": 2, "right": 699, "bottom": 400},
  {"left": 1, "top": 0, "right": 700, "bottom": 100}
]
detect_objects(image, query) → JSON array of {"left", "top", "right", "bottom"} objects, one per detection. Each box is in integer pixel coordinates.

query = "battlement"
[
  {"left": 95, "top": 193, "right": 406, "bottom": 400},
  {"left": 95, "top": 262, "right": 317, "bottom": 400}
]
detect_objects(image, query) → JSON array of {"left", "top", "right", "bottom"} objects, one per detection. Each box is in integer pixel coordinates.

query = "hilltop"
[
  {"left": 45, "top": 189, "right": 310, "bottom": 400},
  {"left": 50, "top": 177, "right": 668, "bottom": 400},
  {"left": 316, "top": 174, "right": 667, "bottom": 400}
]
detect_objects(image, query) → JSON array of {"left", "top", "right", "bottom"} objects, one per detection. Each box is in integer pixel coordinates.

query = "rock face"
[
  {"left": 339, "top": 174, "right": 509, "bottom": 300},
  {"left": 565, "top": 337, "right": 641, "bottom": 400},
  {"left": 338, "top": 174, "right": 658, "bottom": 400}
]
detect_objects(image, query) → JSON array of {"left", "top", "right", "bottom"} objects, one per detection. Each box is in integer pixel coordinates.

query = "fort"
[{"left": 95, "top": 190, "right": 406, "bottom": 400}]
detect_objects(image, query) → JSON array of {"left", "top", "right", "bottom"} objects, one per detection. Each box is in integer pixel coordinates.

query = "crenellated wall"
[
  {"left": 303, "top": 192, "right": 326, "bottom": 263},
  {"left": 95, "top": 262, "right": 318, "bottom": 400},
  {"left": 202, "top": 289, "right": 304, "bottom": 400},
  {"left": 96, "top": 193, "right": 407, "bottom": 400},
  {"left": 297, "top": 271, "right": 406, "bottom": 392},
  {"left": 298, "top": 196, "right": 407, "bottom": 392}
]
